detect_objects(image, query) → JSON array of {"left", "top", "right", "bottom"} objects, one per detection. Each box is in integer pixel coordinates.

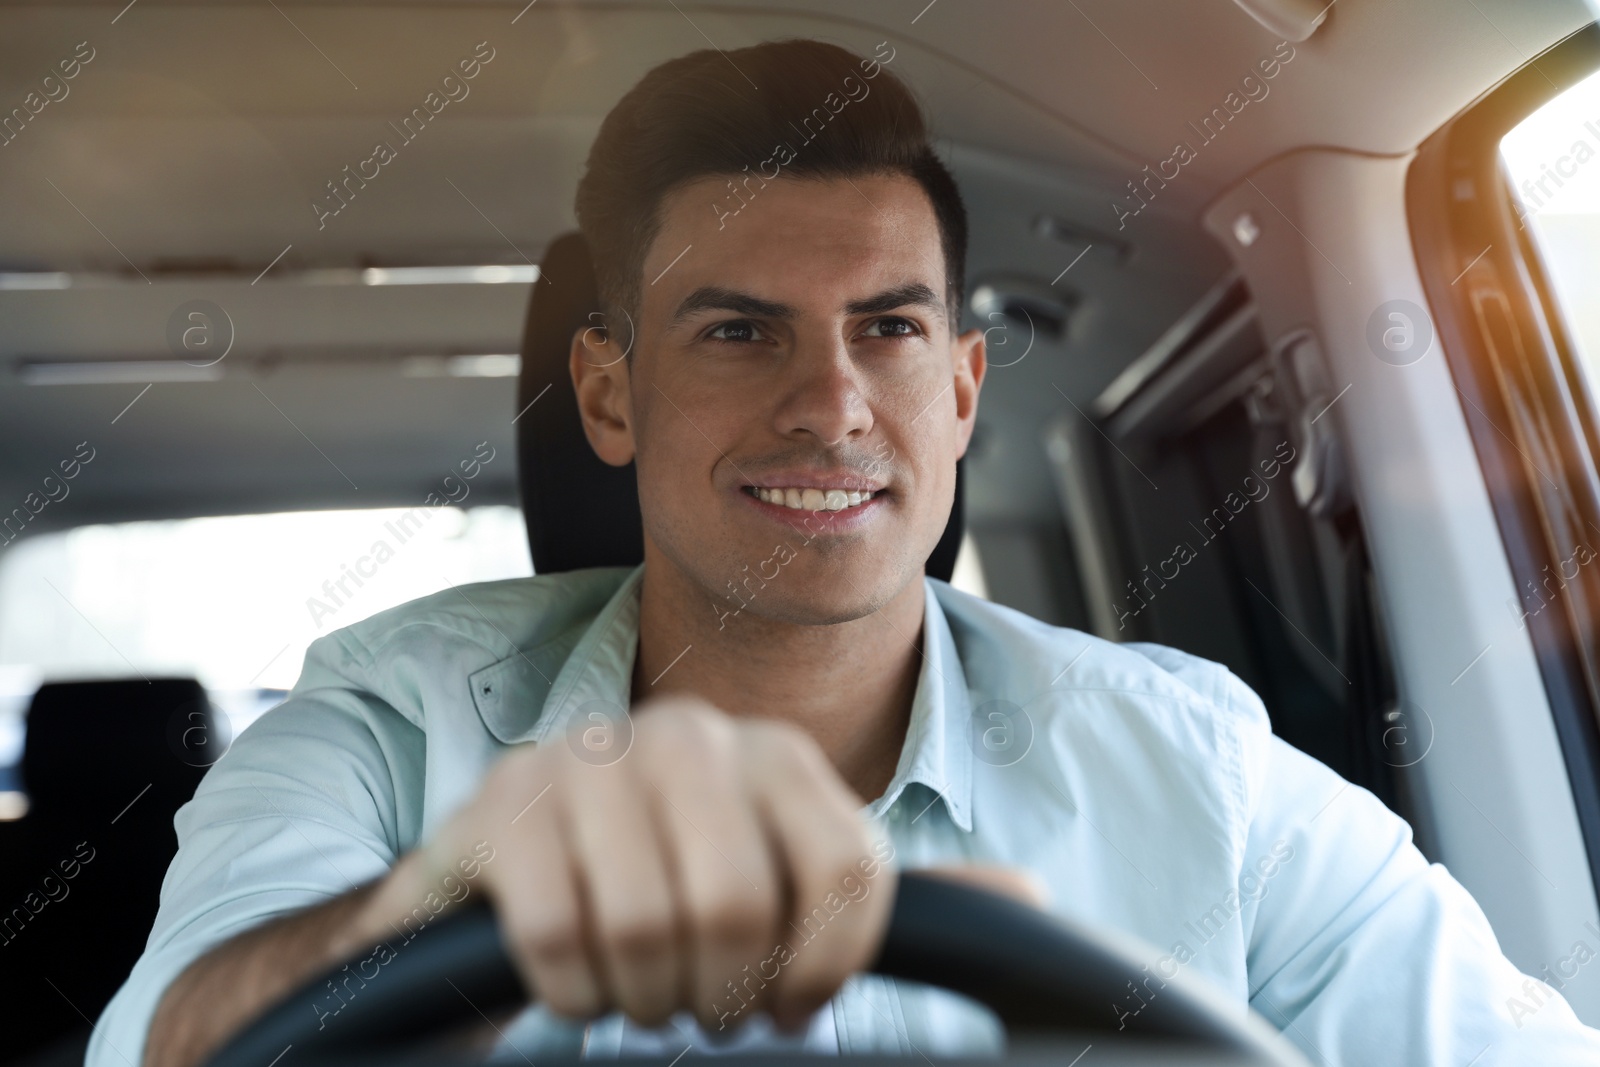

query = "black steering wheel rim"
[{"left": 203, "top": 872, "right": 1307, "bottom": 1067}]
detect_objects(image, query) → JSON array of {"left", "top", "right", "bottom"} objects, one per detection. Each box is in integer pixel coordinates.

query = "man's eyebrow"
[
  {"left": 844, "top": 283, "right": 945, "bottom": 317},
  {"left": 671, "top": 287, "right": 794, "bottom": 325}
]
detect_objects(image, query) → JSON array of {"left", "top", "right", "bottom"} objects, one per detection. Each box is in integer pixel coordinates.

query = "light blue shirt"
[{"left": 92, "top": 565, "right": 1600, "bottom": 1066}]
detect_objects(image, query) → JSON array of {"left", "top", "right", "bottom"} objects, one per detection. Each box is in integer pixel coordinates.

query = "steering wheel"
[{"left": 204, "top": 872, "right": 1309, "bottom": 1067}]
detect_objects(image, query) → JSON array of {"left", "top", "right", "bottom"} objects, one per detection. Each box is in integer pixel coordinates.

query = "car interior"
[{"left": 4, "top": 0, "right": 1600, "bottom": 1064}]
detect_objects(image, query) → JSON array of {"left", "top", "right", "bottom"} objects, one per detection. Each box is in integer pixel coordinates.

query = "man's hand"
[
  {"left": 146, "top": 696, "right": 896, "bottom": 1067},
  {"left": 370, "top": 695, "right": 896, "bottom": 1031}
]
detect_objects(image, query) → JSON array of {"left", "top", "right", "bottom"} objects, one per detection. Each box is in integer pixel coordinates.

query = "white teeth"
[{"left": 753, "top": 487, "right": 877, "bottom": 512}]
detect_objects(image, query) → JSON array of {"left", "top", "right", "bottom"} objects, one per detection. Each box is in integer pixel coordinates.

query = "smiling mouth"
[{"left": 744, "top": 486, "right": 884, "bottom": 512}]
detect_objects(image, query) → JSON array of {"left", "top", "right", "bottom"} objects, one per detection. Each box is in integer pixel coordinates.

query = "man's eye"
[
  {"left": 707, "top": 320, "right": 765, "bottom": 343},
  {"left": 862, "top": 317, "right": 919, "bottom": 339}
]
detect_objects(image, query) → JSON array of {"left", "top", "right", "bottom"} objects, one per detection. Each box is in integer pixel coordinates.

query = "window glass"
[
  {"left": 1502, "top": 67, "right": 1600, "bottom": 371},
  {"left": 0, "top": 506, "right": 533, "bottom": 775}
]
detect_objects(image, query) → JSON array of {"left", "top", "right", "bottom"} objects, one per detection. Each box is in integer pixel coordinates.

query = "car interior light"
[
  {"left": 0, "top": 272, "right": 72, "bottom": 290},
  {"left": 15, "top": 360, "right": 226, "bottom": 386},
  {"left": 360, "top": 265, "right": 539, "bottom": 285},
  {"left": 399, "top": 354, "right": 522, "bottom": 378}
]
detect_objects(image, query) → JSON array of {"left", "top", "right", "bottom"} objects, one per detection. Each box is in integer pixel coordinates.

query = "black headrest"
[
  {"left": 22, "top": 678, "right": 216, "bottom": 816},
  {"left": 516, "top": 233, "right": 963, "bottom": 581}
]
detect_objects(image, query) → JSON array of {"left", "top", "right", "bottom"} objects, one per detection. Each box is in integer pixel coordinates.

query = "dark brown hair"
[{"left": 575, "top": 39, "right": 967, "bottom": 327}]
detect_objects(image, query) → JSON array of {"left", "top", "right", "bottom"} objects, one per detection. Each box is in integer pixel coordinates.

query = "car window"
[
  {"left": 0, "top": 505, "right": 533, "bottom": 784},
  {"left": 1502, "top": 66, "right": 1600, "bottom": 374}
]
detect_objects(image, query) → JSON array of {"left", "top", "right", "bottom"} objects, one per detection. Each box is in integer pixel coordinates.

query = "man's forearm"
[{"left": 144, "top": 878, "right": 393, "bottom": 1067}]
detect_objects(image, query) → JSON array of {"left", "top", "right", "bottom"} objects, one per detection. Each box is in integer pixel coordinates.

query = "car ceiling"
[{"left": 0, "top": 0, "right": 1591, "bottom": 537}]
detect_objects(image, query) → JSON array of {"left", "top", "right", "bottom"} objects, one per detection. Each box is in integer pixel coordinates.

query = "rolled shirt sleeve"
[
  {"left": 1243, "top": 737, "right": 1600, "bottom": 1065},
  {"left": 87, "top": 631, "right": 426, "bottom": 1067}
]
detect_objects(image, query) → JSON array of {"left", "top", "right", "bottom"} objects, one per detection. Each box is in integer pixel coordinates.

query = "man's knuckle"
[
  {"left": 751, "top": 716, "right": 809, "bottom": 751},
  {"left": 688, "top": 707, "right": 737, "bottom": 750},
  {"left": 643, "top": 702, "right": 731, "bottom": 758},
  {"left": 742, "top": 722, "right": 817, "bottom": 782},
  {"left": 509, "top": 914, "right": 585, "bottom": 967},
  {"left": 822, "top": 848, "right": 863, "bottom": 890},
  {"left": 691, "top": 885, "right": 774, "bottom": 946},
  {"left": 603, "top": 910, "right": 676, "bottom": 965}
]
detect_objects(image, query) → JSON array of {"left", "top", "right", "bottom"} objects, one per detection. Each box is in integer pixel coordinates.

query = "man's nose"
[{"left": 773, "top": 334, "right": 873, "bottom": 447}]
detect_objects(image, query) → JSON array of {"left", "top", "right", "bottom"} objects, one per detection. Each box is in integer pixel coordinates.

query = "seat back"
[
  {"left": 1, "top": 678, "right": 219, "bottom": 1062},
  {"left": 514, "top": 232, "right": 964, "bottom": 579}
]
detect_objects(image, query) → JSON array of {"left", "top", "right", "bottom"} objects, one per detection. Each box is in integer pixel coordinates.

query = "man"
[{"left": 94, "top": 39, "right": 1600, "bottom": 1067}]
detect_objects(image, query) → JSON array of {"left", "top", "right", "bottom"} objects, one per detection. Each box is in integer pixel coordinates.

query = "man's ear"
[
  {"left": 569, "top": 321, "right": 636, "bottom": 467},
  {"left": 951, "top": 326, "right": 986, "bottom": 460}
]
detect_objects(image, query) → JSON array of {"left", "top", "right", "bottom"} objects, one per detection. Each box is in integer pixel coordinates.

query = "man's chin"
[
  {"left": 720, "top": 588, "right": 901, "bottom": 628},
  {"left": 643, "top": 525, "right": 925, "bottom": 629},
  {"left": 704, "top": 552, "right": 923, "bottom": 628}
]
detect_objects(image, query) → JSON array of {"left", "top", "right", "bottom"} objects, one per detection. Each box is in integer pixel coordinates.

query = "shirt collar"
[
  {"left": 524, "top": 564, "right": 645, "bottom": 747},
  {"left": 518, "top": 565, "right": 974, "bottom": 831},
  {"left": 861, "top": 583, "right": 974, "bottom": 831}
]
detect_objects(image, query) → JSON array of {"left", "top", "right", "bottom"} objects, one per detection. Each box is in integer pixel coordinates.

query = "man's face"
[{"left": 574, "top": 173, "right": 984, "bottom": 625}]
